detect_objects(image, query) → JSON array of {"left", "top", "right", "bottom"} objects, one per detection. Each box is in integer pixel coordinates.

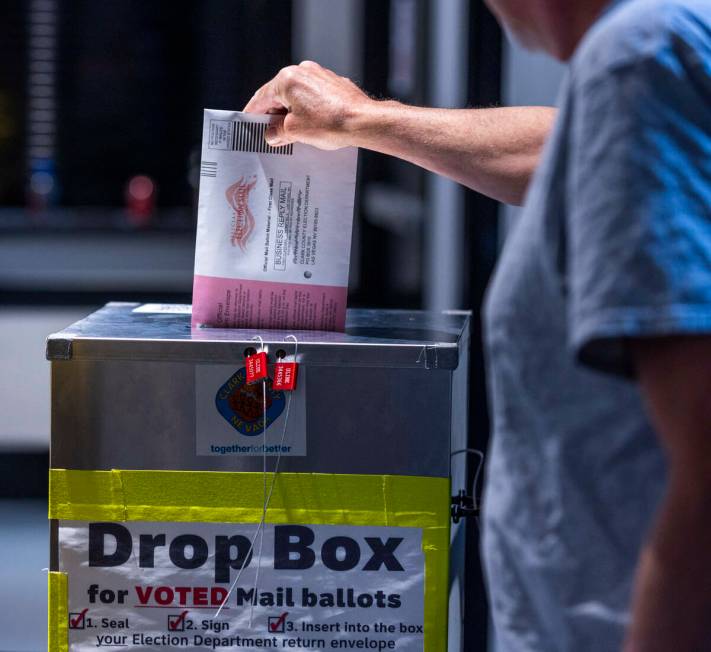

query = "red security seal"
[
  {"left": 245, "top": 351, "right": 268, "bottom": 383},
  {"left": 273, "top": 362, "right": 298, "bottom": 391}
]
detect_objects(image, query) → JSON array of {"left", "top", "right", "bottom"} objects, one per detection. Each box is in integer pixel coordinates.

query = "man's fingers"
[
  {"left": 299, "top": 59, "right": 320, "bottom": 70},
  {"left": 243, "top": 89, "right": 272, "bottom": 113},
  {"left": 264, "top": 121, "right": 283, "bottom": 145},
  {"left": 243, "top": 81, "right": 283, "bottom": 113},
  {"left": 244, "top": 65, "right": 300, "bottom": 114},
  {"left": 265, "top": 117, "right": 290, "bottom": 146},
  {"left": 244, "top": 61, "right": 352, "bottom": 149}
]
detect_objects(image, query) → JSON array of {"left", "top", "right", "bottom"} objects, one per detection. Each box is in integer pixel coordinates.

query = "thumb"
[{"left": 265, "top": 119, "right": 289, "bottom": 146}]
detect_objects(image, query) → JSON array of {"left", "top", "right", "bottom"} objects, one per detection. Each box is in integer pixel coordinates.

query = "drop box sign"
[{"left": 58, "top": 520, "right": 425, "bottom": 650}]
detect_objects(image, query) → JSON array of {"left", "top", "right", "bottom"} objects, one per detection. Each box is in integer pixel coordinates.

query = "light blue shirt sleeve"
[{"left": 567, "top": 0, "right": 711, "bottom": 376}]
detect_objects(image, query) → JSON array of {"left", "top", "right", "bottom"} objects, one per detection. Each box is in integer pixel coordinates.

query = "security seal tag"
[
  {"left": 245, "top": 351, "right": 268, "bottom": 383},
  {"left": 273, "top": 362, "right": 298, "bottom": 391}
]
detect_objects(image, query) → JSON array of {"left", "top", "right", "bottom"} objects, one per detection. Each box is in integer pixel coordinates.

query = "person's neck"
[{"left": 554, "top": 0, "right": 613, "bottom": 60}]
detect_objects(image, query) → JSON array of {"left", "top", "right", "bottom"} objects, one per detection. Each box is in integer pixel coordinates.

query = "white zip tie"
[
  {"left": 214, "top": 336, "right": 267, "bottom": 621},
  {"left": 416, "top": 345, "right": 438, "bottom": 370},
  {"left": 249, "top": 334, "right": 299, "bottom": 626},
  {"left": 251, "top": 334, "right": 268, "bottom": 627},
  {"left": 214, "top": 334, "right": 298, "bottom": 622},
  {"left": 249, "top": 344, "right": 268, "bottom": 628}
]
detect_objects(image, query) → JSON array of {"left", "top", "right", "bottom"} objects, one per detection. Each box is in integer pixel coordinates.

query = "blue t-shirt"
[{"left": 483, "top": 1, "right": 711, "bottom": 650}]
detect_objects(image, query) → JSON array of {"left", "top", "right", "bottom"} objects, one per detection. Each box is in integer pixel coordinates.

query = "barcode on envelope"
[
  {"left": 208, "top": 119, "right": 293, "bottom": 155},
  {"left": 200, "top": 161, "right": 217, "bottom": 177}
]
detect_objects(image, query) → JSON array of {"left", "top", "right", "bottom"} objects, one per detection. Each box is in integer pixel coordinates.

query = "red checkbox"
[
  {"left": 168, "top": 610, "right": 189, "bottom": 631},
  {"left": 268, "top": 612, "right": 288, "bottom": 633},
  {"left": 69, "top": 608, "right": 88, "bottom": 629}
]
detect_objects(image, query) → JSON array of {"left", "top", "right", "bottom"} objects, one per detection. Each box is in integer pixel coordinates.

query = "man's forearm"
[
  {"left": 244, "top": 62, "right": 555, "bottom": 206},
  {"left": 348, "top": 101, "right": 556, "bottom": 205},
  {"left": 624, "top": 474, "right": 711, "bottom": 652},
  {"left": 627, "top": 338, "right": 711, "bottom": 651}
]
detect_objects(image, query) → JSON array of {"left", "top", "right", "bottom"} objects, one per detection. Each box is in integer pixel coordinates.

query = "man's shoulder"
[{"left": 571, "top": 0, "right": 711, "bottom": 86}]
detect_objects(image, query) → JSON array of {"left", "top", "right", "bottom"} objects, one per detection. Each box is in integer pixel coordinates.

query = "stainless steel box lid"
[{"left": 46, "top": 302, "right": 470, "bottom": 370}]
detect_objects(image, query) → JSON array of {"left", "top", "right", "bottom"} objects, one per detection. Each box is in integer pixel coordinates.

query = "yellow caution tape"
[
  {"left": 49, "top": 469, "right": 450, "bottom": 651},
  {"left": 48, "top": 571, "right": 68, "bottom": 652}
]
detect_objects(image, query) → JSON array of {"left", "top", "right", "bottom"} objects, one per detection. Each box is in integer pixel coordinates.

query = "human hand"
[{"left": 243, "top": 61, "right": 373, "bottom": 150}]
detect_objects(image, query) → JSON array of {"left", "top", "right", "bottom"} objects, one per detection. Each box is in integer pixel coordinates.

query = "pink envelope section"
[{"left": 192, "top": 274, "right": 346, "bottom": 331}]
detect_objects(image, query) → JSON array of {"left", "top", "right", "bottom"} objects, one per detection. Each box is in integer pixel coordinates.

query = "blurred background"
[{"left": 0, "top": 0, "right": 564, "bottom": 649}]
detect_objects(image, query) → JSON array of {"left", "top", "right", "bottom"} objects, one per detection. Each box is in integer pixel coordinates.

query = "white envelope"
[{"left": 192, "top": 109, "right": 358, "bottom": 331}]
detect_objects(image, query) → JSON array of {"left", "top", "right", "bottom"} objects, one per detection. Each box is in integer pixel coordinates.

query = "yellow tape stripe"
[
  {"left": 421, "top": 526, "right": 450, "bottom": 651},
  {"left": 49, "top": 470, "right": 448, "bottom": 527},
  {"left": 48, "top": 571, "right": 68, "bottom": 652},
  {"left": 49, "top": 470, "right": 450, "bottom": 652}
]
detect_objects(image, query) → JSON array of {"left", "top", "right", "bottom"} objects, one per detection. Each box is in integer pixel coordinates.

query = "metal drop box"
[{"left": 47, "top": 303, "right": 472, "bottom": 651}]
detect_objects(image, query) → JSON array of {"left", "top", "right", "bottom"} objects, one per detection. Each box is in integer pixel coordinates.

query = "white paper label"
[
  {"left": 195, "top": 364, "right": 306, "bottom": 456},
  {"left": 59, "top": 521, "right": 425, "bottom": 651},
  {"left": 132, "top": 304, "right": 193, "bottom": 314}
]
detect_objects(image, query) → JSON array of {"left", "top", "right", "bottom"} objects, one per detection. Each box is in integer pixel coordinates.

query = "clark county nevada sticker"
[{"left": 215, "top": 367, "right": 286, "bottom": 436}]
